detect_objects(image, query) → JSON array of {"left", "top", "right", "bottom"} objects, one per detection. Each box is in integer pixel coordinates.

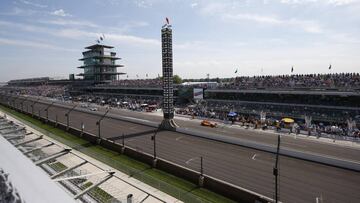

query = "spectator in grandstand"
[
  {"left": 97, "top": 78, "right": 162, "bottom": 88},
  {"left": 214, "top": 73, "right": 360, "bottom": 90}
]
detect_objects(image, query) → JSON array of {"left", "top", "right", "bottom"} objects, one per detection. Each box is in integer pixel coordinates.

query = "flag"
[
  {"left": 235, "top": 69, "right": 238, "bottom": 74},
  {"left": 291, "top": 66, "right": 294, "bottom": 73},
  {"left": 166, "top": 17, "right": 169, "bottom": 24},
  {"left": 329, "top": 64, "right": 332, "bottom": 70}
]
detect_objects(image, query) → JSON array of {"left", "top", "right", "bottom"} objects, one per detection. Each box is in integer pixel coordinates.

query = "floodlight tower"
[{"left": 160, "top": 18, "right": 178, "bottom": 130}]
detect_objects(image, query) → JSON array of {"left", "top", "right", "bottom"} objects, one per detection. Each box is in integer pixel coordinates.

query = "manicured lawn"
[{"left": 0, "top": 105, "right": 236, "bottom": 203}]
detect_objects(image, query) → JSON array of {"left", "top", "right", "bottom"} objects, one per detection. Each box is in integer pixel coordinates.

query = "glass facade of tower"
[{"left": 77, "top": 44, "right": 124, "bottom": 82}]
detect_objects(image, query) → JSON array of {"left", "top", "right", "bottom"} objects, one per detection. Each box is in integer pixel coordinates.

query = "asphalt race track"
[{"left": 9, "top": 97, "right": 360, "bottom": 203}]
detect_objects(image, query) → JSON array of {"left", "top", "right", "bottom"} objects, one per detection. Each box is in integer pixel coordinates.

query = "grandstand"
[{"left": 2, "top": 73, "right": 360, "bottom": 125}]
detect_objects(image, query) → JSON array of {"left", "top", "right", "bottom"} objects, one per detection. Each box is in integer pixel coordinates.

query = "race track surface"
[{"left": 12, "top": 98, "right": 360, "bottom": 203}]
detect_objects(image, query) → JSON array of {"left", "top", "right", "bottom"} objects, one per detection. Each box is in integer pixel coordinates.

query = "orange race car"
[{"left": 201, "top": 120, "right": 217, "bottom": 128}]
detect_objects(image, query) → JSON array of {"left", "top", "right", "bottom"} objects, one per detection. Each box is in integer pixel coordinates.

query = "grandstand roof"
[{"left": 0, "top": 135, "right": 76, "bottom": 203}]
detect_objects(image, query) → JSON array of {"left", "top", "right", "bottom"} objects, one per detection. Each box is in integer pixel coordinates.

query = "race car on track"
[{"left": 201, "top": 120, "right": 217, "bottom": 128}]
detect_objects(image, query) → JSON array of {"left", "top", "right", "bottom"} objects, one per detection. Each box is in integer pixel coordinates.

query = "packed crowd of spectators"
[
  {"left": 1, "top": 85, "right": 67, "bottom": 98},
  {"left": 92, "top": 73, "right": 360, "bottom": 90},
  {"left": 76, "top": 95, "right": 161, "bottom": 112},
  {"left": 217, "top": 73, "right": 360, "bottom": 90},
  {"left": 175, "top": 101, "right": 360, "bottom": 138},
  {"left": 205, "top": 100, "right": 358, "bottom": 122},
  {"left": 98, "top": 78, "right": 163, "bottom": 88}
]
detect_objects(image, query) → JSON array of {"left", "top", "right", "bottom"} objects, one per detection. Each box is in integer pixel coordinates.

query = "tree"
[{"left": 173, "top": 75, "right": 182, "bottom": 84}]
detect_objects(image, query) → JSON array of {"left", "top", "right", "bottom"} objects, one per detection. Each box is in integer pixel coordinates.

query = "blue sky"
[{"left": 0, "top": 0, "right": 359, "bottom": 82}]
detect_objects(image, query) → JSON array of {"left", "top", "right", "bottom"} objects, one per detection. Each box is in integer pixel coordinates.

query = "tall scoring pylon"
[{"left": 160, "top": 17, "right": 178, "bottom": 130}]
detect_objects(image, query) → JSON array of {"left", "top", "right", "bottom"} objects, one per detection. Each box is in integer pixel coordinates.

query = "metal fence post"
[
  {"left": 65, "top": 104, "right": 78, "bottom": 131},
  {"left": 45, "top": 102, "right": 55, "bottom": 123},
  {"left": 121, "top": 133, "right": 125, "bottom": 154},
  {"left": 96, "top": 109, "right": 110, "bottom": 143}
]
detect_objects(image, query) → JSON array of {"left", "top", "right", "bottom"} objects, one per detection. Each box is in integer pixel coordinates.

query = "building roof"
[
  {"left": 77, "top": 72, "right": 126, "bottom": 76},
  {"left": 79, "top": 56, "right": 121, "bottom": 61},
  {"left": 85, "top": 44, "right": 114, "bottom": 49},
  {"left": 77, "top": 64, "right": 124, "bottom": 69}
]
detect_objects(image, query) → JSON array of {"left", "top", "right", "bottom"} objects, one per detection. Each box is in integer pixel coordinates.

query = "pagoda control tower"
[
  {"left": 160, "top": 18, "right": 178, "bottom": 130},
  {"left": 77, "top": 44, "right": 125, "bottom": 83}
]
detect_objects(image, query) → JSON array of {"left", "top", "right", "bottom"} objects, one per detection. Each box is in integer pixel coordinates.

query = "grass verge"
[{"left": 0, "top": 105, "right": 236, "bottom": 203}]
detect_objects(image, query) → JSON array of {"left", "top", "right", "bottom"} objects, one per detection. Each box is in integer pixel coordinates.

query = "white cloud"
[
  {"left": 113, "top": 21, "right": 150, "bottom": 33},
  {"left": 279, "top": 0, "right": 359, "bottom": 6},
  {"left": 38, "top": 19, "right": 99, "bottom": 28},
  {"left": 53, "top": 28, "right": 159, "bottom": 46},
  {"left": 104, "top": 33, "right": 160, "bottom": 46},
  {"left": 0, "top": 7, "right": 38, "bottom": 16},
  {"left": 0, "top": 20, "right": 159, "bottom": 47},
  {"left": 223, "top": 13, "right": 323, "bottom": 33},
  {"left": 0, "top": 37, "right": 77, "bottom": 52},
  {"left": 190, "top": 2, "right": 198, "bottom": 8},
  {"left": 327, "top": 0, "right": 359, "bottom": 5},
  {"left": 329, "top": 33, "right": 360, "bottom": 43},
  {"left": 19, "top": 0, "right": 48, "bottom": 8},
  {"left": 52, "top": 9, "right": 72, "bottom": 17},
  {"left": 134, "top": 0, "right": 153, "bottom": 8},
  {"left": 223, "top": 13, "right": 282, "bottom": 24}
]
